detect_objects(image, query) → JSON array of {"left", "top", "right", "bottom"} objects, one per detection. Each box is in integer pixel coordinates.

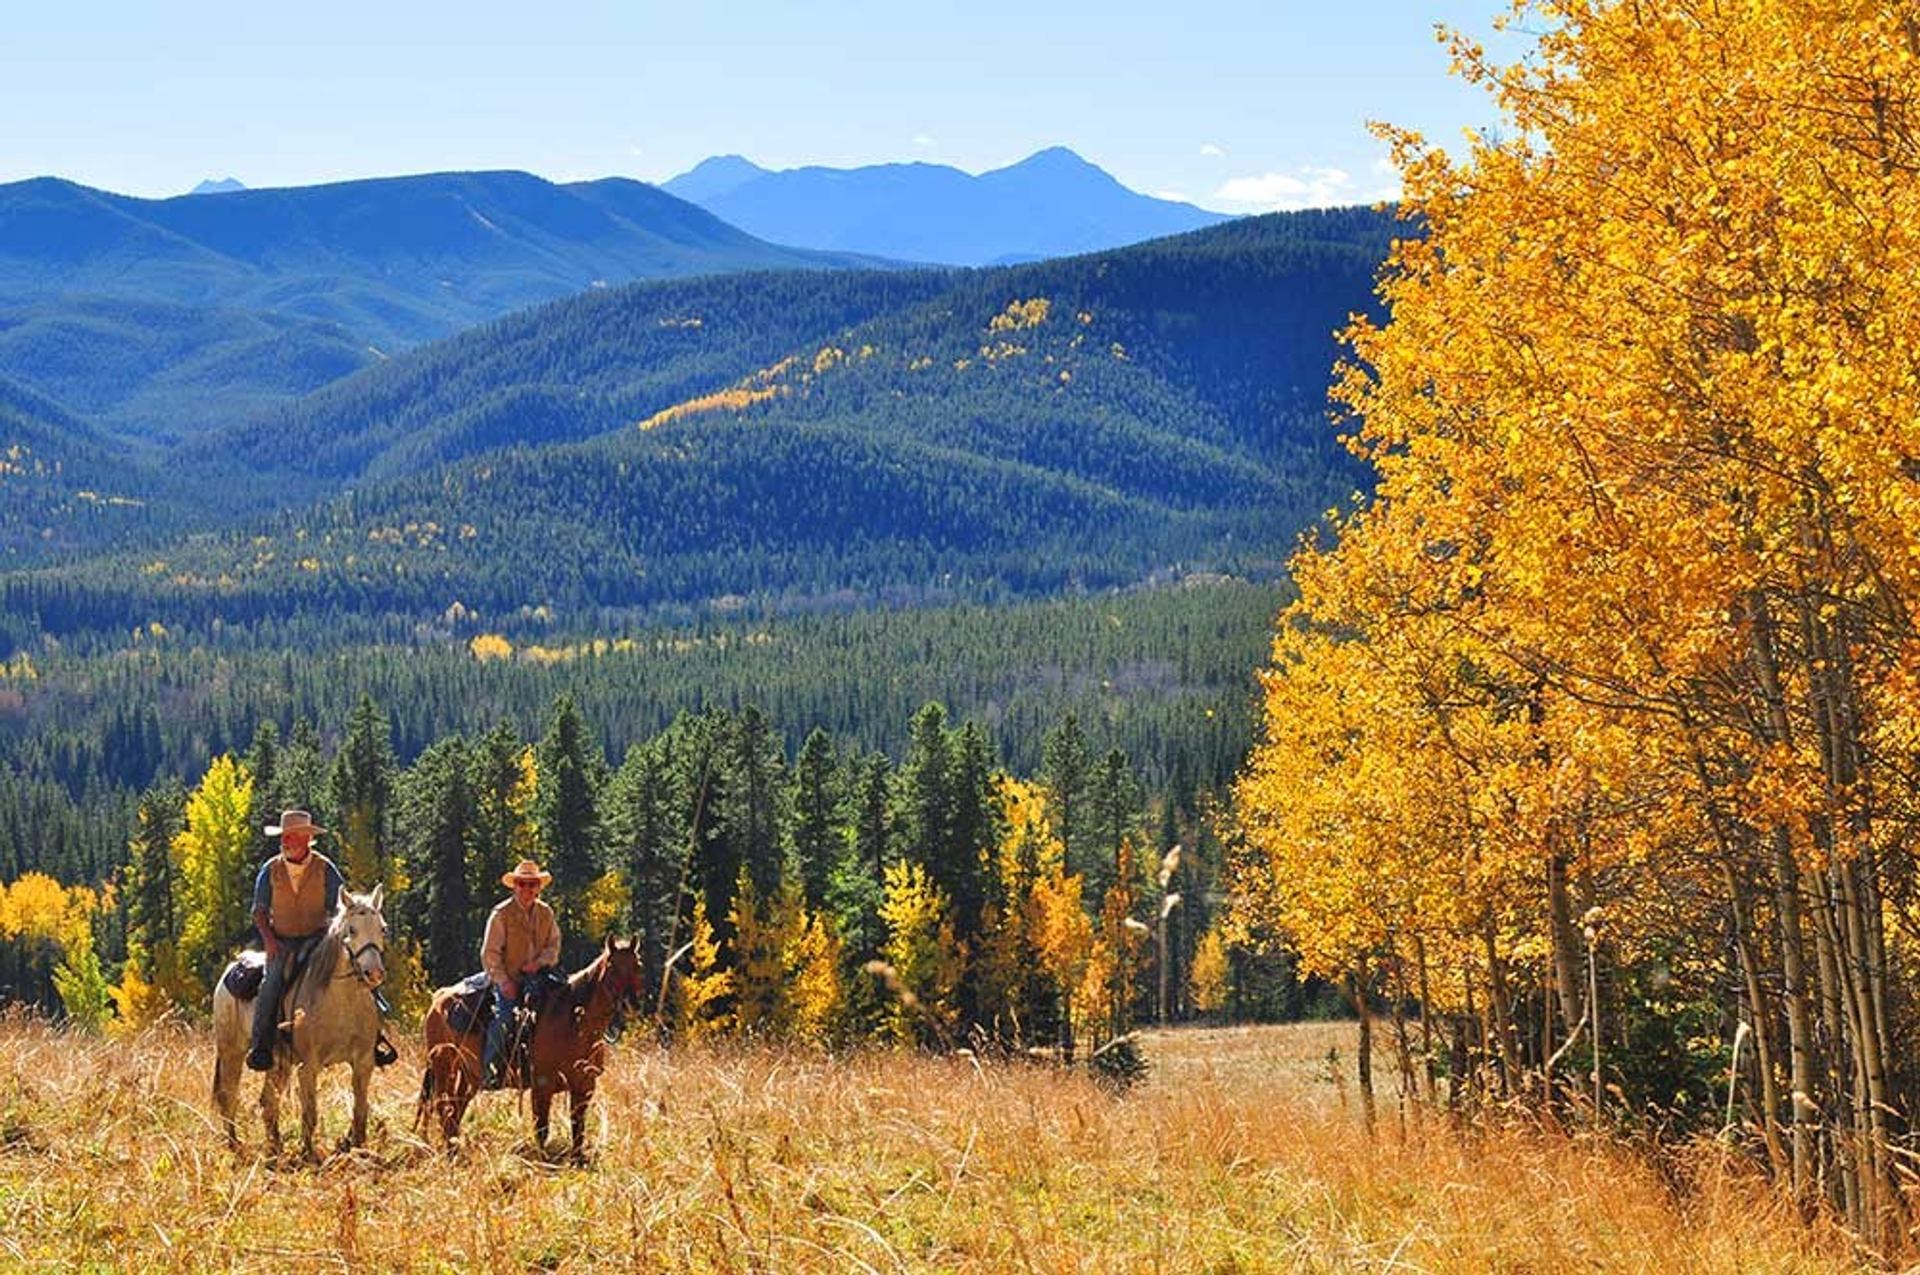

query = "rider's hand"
[
  {"left": 519, "top": 958, "right": 543, "bottom": 974},
  {"left": 503, "top": 979, "right": 519, "bottom": 1001}
]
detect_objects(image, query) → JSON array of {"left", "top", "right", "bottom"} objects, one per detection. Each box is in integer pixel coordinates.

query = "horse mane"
[
  {"left": 287, "top": 897, "right": 356, "bottom": 1008},
  {"left": 565, "top": 949, "right": 610, "bottom": 1010}
]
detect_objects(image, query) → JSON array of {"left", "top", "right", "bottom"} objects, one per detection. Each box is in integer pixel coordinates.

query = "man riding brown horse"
[{"left": 480, "top": 858, "right": 562, "bottom": 1088}]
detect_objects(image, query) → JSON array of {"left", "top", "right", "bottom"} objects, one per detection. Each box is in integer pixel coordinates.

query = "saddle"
[
  {"left": 222, "top": 945, "right": 317, "bottom": 1002},
  {"left": 445, "top": 971, "right": 494, "bottom": 1035}
]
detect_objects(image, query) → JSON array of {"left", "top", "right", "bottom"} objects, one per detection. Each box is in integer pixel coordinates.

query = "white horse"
[{"left": 211, "top": 886, "right": 388, "bottom": 1159}]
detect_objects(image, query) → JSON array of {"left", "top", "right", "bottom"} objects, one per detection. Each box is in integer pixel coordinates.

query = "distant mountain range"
[
  {"left": 0, "top": 170, "right": 884, "bottom": 441},
  {"left": 663, "top": 147, "right": 1232, "bottom": 266},
  {"left": 0, "top": 171, "right": 874, "bottom": 350},
  {"left": 189, "top": 177, "right": 247, "bottom": 196},
  {"left": 4, "top": 208, "right": 1398, "bottom": 629}
]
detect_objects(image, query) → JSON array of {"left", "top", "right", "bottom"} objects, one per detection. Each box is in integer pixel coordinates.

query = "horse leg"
[
  {"left": 531, "top": 1079, "right": 555, "bottom": 1154},
  {"left": 569, "top": 1083, "right": 592, "bottom": 1163},
  {"left": 213, "top": 1043, "right": 241, "bottom": 1150},
  {"left": 345, "top": 1055, "right": 372, "bottom": 1150},
  {"left": 259, "top": 1067, "right": 284, "bottom": 1158},
  {"left": 297, "top": 1060, "right": 320, "bottom": 1161}
]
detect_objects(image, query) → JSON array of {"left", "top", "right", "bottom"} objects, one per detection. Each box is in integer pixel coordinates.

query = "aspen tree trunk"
[
  {"left": 1800, "top": 591, "right": 1894, "bottom": 1241},
  {"left": 1721, "top": 858, "right": 1789, "bottom": 1178},
  {"left": 1415, "top": 936, "right": 1437, "bottom": 1103},
  {"left": 1349, "top": 963, "right": 1376, "bottom": 1135},
  {"left": 1746, "top": 591, "right": 1816, "bottom": 1200},
  {"left": 1809, "top": 875, "right": 1861, "bottom": 1222},
  {"left": 1482, "top": 927, "right": 1521, "bottom": 1097},
  {"left": 1530, "top": 686, "right": 1585, "bottom": 1073}
]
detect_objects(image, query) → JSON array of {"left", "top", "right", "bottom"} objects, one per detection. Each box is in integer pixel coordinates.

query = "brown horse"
[{"left": 415, "top": 936, "right": 641, "bottom": 1159}]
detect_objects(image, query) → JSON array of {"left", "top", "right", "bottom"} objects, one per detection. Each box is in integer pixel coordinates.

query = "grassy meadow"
[{"left": 0, "top": 1017, "right": 1861, "bottom": 1272}]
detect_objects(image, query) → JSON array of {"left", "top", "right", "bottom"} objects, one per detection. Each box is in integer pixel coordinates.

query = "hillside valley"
[{"left": 1, "top": 207, "right": 1397, "bottom": 637}]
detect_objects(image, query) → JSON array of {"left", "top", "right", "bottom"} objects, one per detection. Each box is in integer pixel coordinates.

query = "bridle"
[{"left": 332, "top": 908, "right": 387, "bottom": 988}]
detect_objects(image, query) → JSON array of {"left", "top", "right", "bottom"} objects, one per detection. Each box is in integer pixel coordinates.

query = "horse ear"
[{"left": 368, "top": 883, "right": 385, "bottom": 912}]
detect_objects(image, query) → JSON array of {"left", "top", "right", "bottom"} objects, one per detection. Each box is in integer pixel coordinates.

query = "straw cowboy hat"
[
  {"left": 501, "top": 859, "right": 553, "bottom": 889},
  {"left": 264, "top": 809, "right": 326, "bottom": 837}
]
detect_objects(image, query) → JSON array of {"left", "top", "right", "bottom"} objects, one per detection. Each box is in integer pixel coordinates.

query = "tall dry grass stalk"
[{"left": 0, "top": 1013, "right": 1863, "bottom": 1271}]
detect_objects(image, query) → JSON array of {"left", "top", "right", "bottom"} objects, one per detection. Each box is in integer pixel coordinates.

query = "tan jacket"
[{"left": 482, "top": 896, "right": 560, "bottom": 989}]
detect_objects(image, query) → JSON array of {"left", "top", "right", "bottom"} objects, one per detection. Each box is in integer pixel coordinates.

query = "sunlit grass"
[{"left": 0, "top": 1015, "right": 1859, "bottom": 1271}]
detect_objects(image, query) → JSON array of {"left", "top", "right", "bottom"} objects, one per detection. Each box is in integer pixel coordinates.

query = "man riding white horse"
[{"left": 246, "top": 810, "right": 345, "bottom": 1071}]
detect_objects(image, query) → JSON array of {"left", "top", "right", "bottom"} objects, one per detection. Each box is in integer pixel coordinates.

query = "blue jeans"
[
  {"left": 481, "top": 984, "right": 521, "bottom": 1086},
  {"left": 249, "top": 935, "right": 319, "bottom": 1059}
]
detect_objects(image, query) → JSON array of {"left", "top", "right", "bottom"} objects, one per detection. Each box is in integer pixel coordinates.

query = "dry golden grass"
[{"left": 0, "top": 1014, "right": 1864, "bottom": 1272}]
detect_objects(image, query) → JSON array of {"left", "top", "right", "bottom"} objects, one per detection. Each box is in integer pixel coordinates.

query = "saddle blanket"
[{"left": 445, "top": 971, "right": 495, "bottom": 1035}]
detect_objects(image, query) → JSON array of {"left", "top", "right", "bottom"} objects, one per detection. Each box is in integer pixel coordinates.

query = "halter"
[{"left": 345, "top": 937, "right": 385, "bottom": 985}]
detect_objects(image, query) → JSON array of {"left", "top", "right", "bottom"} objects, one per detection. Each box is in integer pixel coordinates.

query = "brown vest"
[
  {"left": 493, "top": 897, "right": 558, "bottom": 977},
  {"left": 269, "top": 852, "right": 334, "bottom": 939}
]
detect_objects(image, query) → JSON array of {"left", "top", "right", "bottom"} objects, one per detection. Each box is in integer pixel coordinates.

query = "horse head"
[
  {"left": 334, "top": 884, "right": 389, "bottom": 989},
  {"left": 602, "top": 934, "right": 644, "bottom": 1016}
]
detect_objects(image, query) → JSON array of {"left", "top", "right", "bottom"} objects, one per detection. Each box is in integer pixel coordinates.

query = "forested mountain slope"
[
  {"left": 0, "top": 171, "right": 883, "bottom": 444},
  {"left": 6, "top": 207, "right": 1398, "bottom": 635},
  {"left": 0, "top": 172, "right": 877, "bottom": 348}
]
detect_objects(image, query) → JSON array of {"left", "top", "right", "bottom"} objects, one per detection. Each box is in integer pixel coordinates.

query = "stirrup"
[{"left": 373, "top": 1032, "right": 398, "bottom": 1067}]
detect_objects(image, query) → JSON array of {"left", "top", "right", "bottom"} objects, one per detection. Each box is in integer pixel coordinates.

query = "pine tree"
[
  {"left": 723, "top": 706, "right": 786, "bottom": 901},
  {"left": 470, "top": 723, "right": 534, "bottom": 900},
  {"left": 121, "top": 778, "right": 184, "bottom": 973},
  {"left": 1087, "top": 748, "right": 1140, "bottom": 901},
  {"left": 277, "top": 715, "right": 326, "bottom": 817},
  {"left": 604, "top": 736, "right": 687, "bottom": 991},
  {"left": 789, "top": 728, "right": 840, "bottom": 912},
  {"left": 1041, "top": 714, "right": 1092, "bottom": 882},
  {"left": 327, "top": 695, "right": 396, "bottom": 890},
  {"left": 398, "top": 735, "right": 476, "bottom": 983},
  {"left": 534, "top": 694, "right": 604, "bottom": 962}
]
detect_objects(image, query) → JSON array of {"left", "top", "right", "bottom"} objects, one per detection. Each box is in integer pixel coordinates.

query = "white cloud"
[
  {"left": 1199, "top": 142, "right": 1226, "bottom": 158},
  {"left": 912, "top": 134, "right": 936, "bottom": 148},
  {"left": 1151, "top": 188, "right": 1194, "bottom": 204},
  {"left": 1212, "top": 165, "right": 1355, "bottom": 211}
]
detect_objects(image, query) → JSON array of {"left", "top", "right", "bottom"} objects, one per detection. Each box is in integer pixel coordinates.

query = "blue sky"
[{"left": 2, "top": 1, "right": 1519, "bottom": 210}]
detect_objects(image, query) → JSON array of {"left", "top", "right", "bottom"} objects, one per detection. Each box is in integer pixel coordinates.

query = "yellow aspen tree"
[
  {"left": 171, "top": 755, "right": 255, "bottom": 993},
  {"left": 674, "top": 897, "right": 733, "bottom": 1038},
  {"left": 1190, "top": 924, "right": 1229, "bottom": 1018},
  {"left": 1248, "top": 0, "right": 1920, "bottom": 1240},
  {"left": 877, "top": 860, "right": 960, "bottom": 1047},
  {"left": 785, "top": 909, "right": 846, "bottom": 1047},
  {"left": 731, "top": 871, "right": 797, "bottom": 1038}
]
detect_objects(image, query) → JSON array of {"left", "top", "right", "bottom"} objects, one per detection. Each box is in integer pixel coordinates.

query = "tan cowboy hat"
[
  {"left": 264, "top": 809, "right": 326, "bottom": 837},
  {"left": 502, "top": 859, "right": 553, "bottom": 889}
]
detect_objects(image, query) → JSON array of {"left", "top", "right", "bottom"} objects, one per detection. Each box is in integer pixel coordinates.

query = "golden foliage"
[
  {"left": 170, "top": 755, "right": 254, "bottom": 992},
  {"left": 1189, "top": 923, "right": 1229, "bottom": 1016},
  {"left": 878, "top": 861, "right": 960, "bottom": 1046},
  {"left": 581, "top": 869, "right": 633, "bottom": 942},
  {"left": 637, "top": 384, "right": 783, "bottom": 432},
  {"left": 673, "top": 897, "right": 734, "bottom": 1038},
  {"left": 468, "top": 632, "right": 513, "bottom": 662},
  {"left": 988, "top": 298, "right": 1050, "bottom": 332}
]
